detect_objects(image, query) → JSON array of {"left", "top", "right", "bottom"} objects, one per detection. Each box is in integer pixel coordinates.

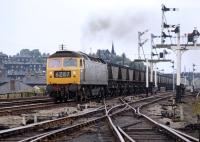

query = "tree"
[
  {"left": 31, "top": 49, "right": 41, "bottom": 58},
  {"left": 20, "top": 49, "right": 31, "bottom": 56},
  {"left": 31, "top": 49, "right": 43, "bottom": 63},
  {"left": 19, "top": 49, "right": 45, "bottom": 63}
]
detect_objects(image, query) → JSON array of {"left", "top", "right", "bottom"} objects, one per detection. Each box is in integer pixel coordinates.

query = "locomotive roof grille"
[{"left": 49, "top": 50, "right": 106, "bottom": 64}]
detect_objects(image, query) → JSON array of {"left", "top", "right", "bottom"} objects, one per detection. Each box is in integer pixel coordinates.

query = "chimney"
[{"left": 10, "top": 80, "right": 15, "bottom": 91}]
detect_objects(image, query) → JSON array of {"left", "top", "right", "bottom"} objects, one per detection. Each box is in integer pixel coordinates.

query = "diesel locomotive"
[{"left": 46, "top": 50, "right": 173, "bottom": 102}]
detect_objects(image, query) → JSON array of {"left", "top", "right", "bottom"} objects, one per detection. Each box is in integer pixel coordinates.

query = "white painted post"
[
  {"left": 150, "top": 62, "right": 153, "bottom": 95},
  {"left": 173, "top": 69, "right": 175, "bottom": 92},
  {"left": 193, "top": 67, "right": 195, "bottom": 90},
  {"left": 150, "top": 62, "right": 153, "bottom": 83},
  {"left": 180, "top": 105, "right": 184, "bottom": 121},
  {"left": 146, "top": 59, "right": 149, "bottom": 96},
  {"left": 146, "top": 59, "right": 149, "bottom": 88},
  {"left": 155, "top": 64, "right": 157, "bottom": 88},
  {"left": 34, "top": 114, "right": 37, "bottom": 123},
  {"left": 176, "top": 25, "right": 181, "bottom": 103},
  {"left": 89, "top": 101, "right": 92, "bottom": 107},
  {"left": 22, "top": 114, "right": 26, "bottom": 125},
  {"left": 150, "top": 32, "right": 154, "bottom": 95},
  {"left": 77, "top": 104, "right": 80, "bottom": 110}
]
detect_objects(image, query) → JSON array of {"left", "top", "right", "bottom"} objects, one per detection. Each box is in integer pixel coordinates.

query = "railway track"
[
  {"left": 0, "top": 102, "right": 74, "bottom": 116},
  {"left": 0, "top": 93, "right": 124, "bottom": 116},
  {"left": 0, "top": 95, "right": 120, "bottom": 142},
  {"left": 0, "top": 95, "right": 129, "bottom": 141},
  {"left": 20, "top": 93, "right": 183, "bottom": 142},
  {"left": 35, "top": 92, "right": 197, "bottom": 142},
  {"left": 0, "top": 97, "right": 53, "bottom": 108},
  {"left": 0, "top": 92, "right": 197, "bottom": 142},
  {"left": 114, "top": 93, "right": 198, "bottom": 142},
  {"left": 112, "top": 99, "right": 176, "bottom": 141},
  {"left": 140, "top": 93, "right": 199, "bottom": 142},
  {"left": 0, "top": 96, "right": 50, "bottom": 102}
]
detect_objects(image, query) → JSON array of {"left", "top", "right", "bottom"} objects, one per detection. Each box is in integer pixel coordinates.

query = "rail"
[
  {"left": 111, "top": 94, "right": 195, "bottom": 142},
  {"left": 169, "top": 128, "right": 199, "bottom": 142},
  {"left": 117, "top": 126, "right": 136, "bottom": 142},
  {"left": 30, "top": 116, "right": 106, "bottom": 142},
  {"left": 0, "top": 106, "right": 105, "bottom": 138},
  {"left": 1, "top": 92, "right": 195, "bottom": 141},
  {"left": 105, "top": 104, "right": 127, "bottom": 142},
  {"left": 135, "top": 98, "right": 193, "bottom": 142}
]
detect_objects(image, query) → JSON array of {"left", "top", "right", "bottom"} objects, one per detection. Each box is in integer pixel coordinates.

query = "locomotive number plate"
[{"left": 54, "top": 71, "right": 71, "bottom": 78}]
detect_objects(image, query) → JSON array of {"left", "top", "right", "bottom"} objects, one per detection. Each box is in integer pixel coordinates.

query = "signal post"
[{"left": 153, "top": 4, "right": 200, "bottom": 103}]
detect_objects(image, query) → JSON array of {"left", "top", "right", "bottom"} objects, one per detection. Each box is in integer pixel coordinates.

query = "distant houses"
[{"left": 0, "top": 50, "right": 48, "bottom": 91}]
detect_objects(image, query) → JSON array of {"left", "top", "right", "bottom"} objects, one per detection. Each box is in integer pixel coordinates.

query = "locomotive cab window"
[
  {"left": 48, "top": 58, "right": 62, "bottom": 68},
  {"left": 63, "top": 58, "right": 77, "bottom": 67}
]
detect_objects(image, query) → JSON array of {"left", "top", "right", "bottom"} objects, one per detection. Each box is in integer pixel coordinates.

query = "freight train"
[{"left": 46, "top": 50, "right": 173, "bottom": 102}]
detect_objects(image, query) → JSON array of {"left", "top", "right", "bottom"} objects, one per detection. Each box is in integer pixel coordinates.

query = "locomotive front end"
[
  {"left": 47, "top": 57, "right": 80, "bottom": 85},
  {"left": 46, "top": 51, "right": 83, "bottom": 102}
]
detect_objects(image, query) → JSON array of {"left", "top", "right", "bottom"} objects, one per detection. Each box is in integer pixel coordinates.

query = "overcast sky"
[{"left": 1, "top": 0, "right": 200, "bottom": 72}]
